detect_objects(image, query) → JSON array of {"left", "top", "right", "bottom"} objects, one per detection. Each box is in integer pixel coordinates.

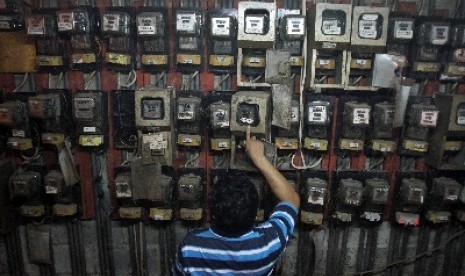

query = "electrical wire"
[
  {"left": 119, "top": 69, "right": 137, "bottom": 88},
  {"left": 55, "top": 72, "right": 64, "bottom": 89},
  {"left": 291, "top": 151, "right": 323, "bottom": 170},
  {"left": 351, "top": 76, "right": 363, "bottom": 86},
  {"left": 214, "top": 74, "right": 230, "bottom": 91},
  {"left": 12, "top": 73, "right": 29, "bottom": 92},
  {"left": 353, "top": 228, "right": 465, "bottom": 276},
  {"left": 184, "top": 152, "right": 200, "bottom": 168},
  {"left": 368, "top": 157, "right": 385, "bottom": 170},
  {"left": 84, "top": 70, "right": 97, "bottom": 90}
]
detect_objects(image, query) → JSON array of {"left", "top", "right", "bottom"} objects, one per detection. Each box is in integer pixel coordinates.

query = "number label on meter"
[
  {"left": 352, "top": 108, "right": 370, "bottom": 125},
  {"left": 245, "top": 15, "right": 265, "bottom": 34},
  {"left": 211, "top": 17, "right": 231, "bottom": 37},
  {"left": 308, "top": 105, "right": 327, "bottom": 124},
  {"left": 420, "top": 110, "right": 438, "bottom": 127},
  {"left": 286, "top": 17, "right": 305, "bottom": 36},
  {"left": 322, "top": 19, "right": 341, "bottom": 35},
  {"left": 138, "top": 17, "right": 156, "bottom": 35},
  {"left": 431, "top": 25, "right": 449, "bottom": 45},
  {"left": 176, "top": 13, "right": 196, "bottom": 33},
  {"left": 359, "top": 14, "right": 379, "bottom": 39},
  {"left": 74, "top": 98, "right": 95, "bottom": 119},
  {"left": 394, "top": 20, "right": 413, "bottom": 39}
]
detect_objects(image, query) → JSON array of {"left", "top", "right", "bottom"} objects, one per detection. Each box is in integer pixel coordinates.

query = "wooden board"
[{"left": 0, "top": 32, "right": 36, "bottom": 73}]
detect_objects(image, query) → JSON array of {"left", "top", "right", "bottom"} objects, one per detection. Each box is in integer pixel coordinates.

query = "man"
[{"left": 173, "top": 126, "right": 300, "bottom": 275}]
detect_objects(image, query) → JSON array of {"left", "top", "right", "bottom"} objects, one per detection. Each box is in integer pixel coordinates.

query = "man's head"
[{"left": 209, "top": 171, "right": 258, "bottom": 236}]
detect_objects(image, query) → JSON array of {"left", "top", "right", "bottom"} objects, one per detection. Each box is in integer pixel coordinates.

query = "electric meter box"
[
  {"left": 134, "top": 88, "right": 172, "bottom": 129},
  {"left": 56, "top": 9, "right": 94, "bottom": 34},
  {"left": 416, "top": 20, "right": 450, "bottom": 46},
  {"left": 302, "top": 177, "right": 328, "bottom": 209},
  {"left": 44, "top": 170, "right": 64, "bottom": 196},
  {"left": 73, "top": 91, "right": 107, "bottom": 135},
  {"left": 372, "top": 102, "right": 395, "bottom": 139},
  {"left": 11, "top": 171, "right": 42, "bottom": 200},
  {"left": 136, "top": 9, "right": 166, "bottom": 37},
  {"left": 209, "top": 101, "right": 231, "bottom": 131},
  {"left": 365, "top": 178, "right": 389, "bottom": 206},
  {"left": 350, "top": 6, "right": 389, "bottom": 50},
  {"left": 387, "top": 15, "right": 414, "bottom": 43},
  {"left": 309, "top": 3, "right": 352, "bottom": 49},
  {"left": 400, "top": 178, "right": 427, "bottom": 207},
  {"left": 230, "top": 91, "right": 271, "bottom": 136},
  {"left": 451, "top": 24, "right": 465, "bottom": 48},
  {"left": 101, "top": 10, "right": 131, "bottom": 36},
  {"left": 237, "top": 1, "right": 277, "bottom": 49},
  {"left": 177, "top": 170, "right": 204, "bottom": 221},
  {"left": 431, "top": 177, "right": 461, "bottom": 205},
  {"left": 27, "top": 93, "right": 62, "bottom": 120},
  {"left": 338, "top": 178, "right": 364, "bottom": 207},
  {"left": 210, "top": 13, "right": 236, "bottom": 40},
  {"left": 26, "top": 14, "right": 57, "bottom": 37}
]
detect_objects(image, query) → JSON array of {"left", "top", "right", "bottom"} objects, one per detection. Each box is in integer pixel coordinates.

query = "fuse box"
[
  {"left": 237, "top": 1, "right": 276, "bottom": 49},
  {"left": 178, "top": 172, "right": 204, "bottom": 221},
  {"left": 230, "top": 91, "right": 271, "bottom": 137},
  {"left": 137, "top": 8, "right": 169, "bottom": 71},
  {"left": 134, "top": 88, "right": 172, "bottom": 130},
  {"left": 209, "top": 10, "right": 237, "bottom": 72},
  {"left": 301, "top": 177, "right": 327, "bottom": 225},
  {"left": 175, "top": 9, "right": 204, "bottom": 71},
  {"left": 72, "top": 91, "right": 108, "bottom": 149},
  {"left": 426, "top": 94, "right": 465, "bottom": 169}
]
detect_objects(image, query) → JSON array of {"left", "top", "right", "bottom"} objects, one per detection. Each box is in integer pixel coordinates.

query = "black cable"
[
  {"left": 356, "top": 227, "right": 366, "bottom": 273},
  {"left": 159, "top": 225, "right": 167, "bottom": 276},
  {"left": 397, "top": 229, "right": 410, "bottom": 276},
  {"left": 339, "top": 227, "right": 349, "bottom": 275}
]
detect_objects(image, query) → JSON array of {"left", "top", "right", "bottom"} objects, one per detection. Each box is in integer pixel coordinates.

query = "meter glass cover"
[
  {"left": 137, "top": 12, "right": 163, "bottom": 36},
  {"left": 394, "top": 20, "right": 413, "bottom": 40},
  {"left": 211, "top": 17, "right": 231, "bottom": 38},
  {"left": 352, "top": 107, "right": 370, "bottom": 125},
  {"left": 419, "top": 110, "right": 438, "bottom": 127},
  {"left": 73, "top": 98, "right": 95, "bottom": 119},
  {"left": 237, "top": 103, "right": 260, "bottom": 126},
  {"left": 27, "top": 15, "right": 45, "bottom": 35},
  {"left": 177, "top": 101, "right": 198, "bottom": 121},
  {"left": 176, "top": 12, "right": 197, "bottom": 34},
  {"left": 57, "top": 11, "right": 74, "bottom": 31},
  {"left": 431, "top": 25, "right": 449, "bottom": 45},
  {"left": 286, "top": 17, "right": 305, "bottom": 36},
  {"left": 245, "top": 15, "right": 266, "bottom": 35},
  {"left": 211, "top": 105, "right": 230, "bottom": 128},
  {"left": 358, "top": 13, "right": 380, "bottom": 40},
  {"left": 142, "top": 98, "right": 164, "bottom": 120},
  {"left": 308, "top": 104, "right": 328, "bottom": 125},
  {"left": 321, "top": 9, "right": 345, "bottom": 35}
]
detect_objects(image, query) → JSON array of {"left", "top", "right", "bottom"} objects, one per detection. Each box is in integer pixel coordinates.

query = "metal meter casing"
[
  {"left": 302, "top": 177, "right": 327, "bottom": 212},
  {"left": 431, "top": 177, "right": 461, "bottom": 206},
  {"left": 237, "top": 1, "right": 276, "bottom": 49},
  {"left": 230, "top": 91, "right": 271, "bottom": 136},
  {"left": 372, "top": 102, "right": 395, "bottom": 139},
  {"left": 134, "top": 88, "right": 172, "bottom": 129},
  {"left": 310, "top": 3, "right": 352, "bottom": 49},
  {"left": 351, "top": 6, "right": 389, "bottom": 49},
  {"left": 365, "top": 178, "right": 389, "bottom": 206},
  {"left": 73, "top": 91, "right": 107, "bottom": 135},
  {"left": 26, "top": 14, "right": 57, "bottom": 37},
  {"left": 416, "top": 21, "right": 450, "bottom": 46},
  {"left": 11, "top": 171, "right": 42, "bottom": 200},
  {"left": 343, "top": 101, "right": 371, "bottom": 139}
]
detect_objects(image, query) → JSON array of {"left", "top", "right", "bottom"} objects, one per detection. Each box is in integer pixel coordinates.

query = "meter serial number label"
[
  {"left": 138, "top": 25, "right": 156, "bottom": 35},
  {"left": 308, "top": 106, "right": 327, "bottom": 123}
]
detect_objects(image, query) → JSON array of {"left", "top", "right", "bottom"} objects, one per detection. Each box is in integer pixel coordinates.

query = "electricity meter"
[
  {"left": 310, "top": 3, "right": 351, "bottom": 49},
  {"left": 303, "top": 178, "right": 327, "bottom": 208},
  {"left": 339, "top": 178, "right": 363, "bottom": 207},
  {"left": 141, "top": 132, "right": 172, "bottom": 165},
  {"left": 230, "top": 91, "right": 271, "bottom": 136},
  {"left": 178, "top": 173, "right": 203, "bottom": 220},
  {"left": 56, "top": 9, "right": 90, "bottom": 33},
  {"left": 388, "top": 16, "right": 414, "bottom": 42},
  {"left": 27, "top": 94, "right": 61, "bottom": 120},
  {"left": 136, "top": 11, "right": 164, "bottom": 36},
  {"left": 177, "top": 97, "right": 201, "bottom": 123},
  {"left": 457, "top": 103, "right": 465, "bottom": 126},
  {"left": 342, "top": 101, "right": 370, "bottom": 141},
  {"left": 451, "top": 24, "right": 465, "bottom": 48},
  {"left": 279, "top": 15, "right": 305, "bottom": 41},
  {"left": 365, "top": 178, "right": 389, "bottom": 206},
  {"left": 238, "top": 2, "right": 276, "bottom": 48},
  {"left": 115, "top": 172, "right": 132, "bottom": 199},
  {"left": 209, "top": 102, "right": 230, "bottom": 130},
  {"left": 373, "top": 103, "right": 395, "bottom": 139},
  {"left": 0, "top": 100, "right": 27, "bottom": 128},
  {"left": 102, "top": 11, "right": 130, "bottom": 36},
  {"left": 11, "top": 171, "right": 41, "bottom": 200},
  {"left": 321, "top": 10, "right": 346, "bottom": 36},
  {"left": 416, "top": 21, "right": 450, "bottom": 46},
  {"left": 351, "top": 7, "right": 389, "bottom": 47},
  {"left": 44, "top": 170, "right": 64, "bottom": 196},
  {"left": 134, "top": 88, "right": 172, "bottom": 129},
  {"left": 176, "top": 10, "right": 201, "bottom": 36},
  {"left": 26, "top": 14, "right": 56, "bottom": 37},
  {"left": 307, "top": 101, "right": 330, "bottom": 126},
  {"left": 400, "top": 178, "right": 427, "bottom": 206},
  {"left": 431, "top": 177, "right": 461, "bottom": 205},
  {"left": 210, "top": 15, "right": 235, "bottom": 39}
]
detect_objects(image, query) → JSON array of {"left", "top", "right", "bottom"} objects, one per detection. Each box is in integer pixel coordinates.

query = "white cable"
[
  {"left": 214, "top": 74, "right": 230, "bottom": 90},
  {"left": 12, "top": 73, "right": 29, "bottom": 92},
  {"left": 84, "top": 70, "right": 97, "bottom": 90},
  {"left": 119, "top": 69, "right": 137, "bottom": 88}
]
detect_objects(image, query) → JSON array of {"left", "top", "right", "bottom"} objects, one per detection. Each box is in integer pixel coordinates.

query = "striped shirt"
[{"left": 172, "top": 202, "right": 298, "bottom": 276}]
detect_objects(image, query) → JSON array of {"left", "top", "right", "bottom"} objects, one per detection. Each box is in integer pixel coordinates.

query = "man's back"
[{"left": 173, "top": 202, "right": 298, "bottom": 276}]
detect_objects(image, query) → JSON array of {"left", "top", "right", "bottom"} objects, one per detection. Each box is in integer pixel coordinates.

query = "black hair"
[{"left": 209, "top": 171, "right": 258, "bottom": 236}]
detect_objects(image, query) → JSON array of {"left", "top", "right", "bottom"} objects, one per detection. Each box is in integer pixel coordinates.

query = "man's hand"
[{"left": 246, "top": 126, "right": 265, "bottom": 164}]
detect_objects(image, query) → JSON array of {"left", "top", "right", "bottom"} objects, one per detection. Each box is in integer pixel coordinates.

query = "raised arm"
[{"left": 246, "top": 126, "right": 300, "bottom": 208}]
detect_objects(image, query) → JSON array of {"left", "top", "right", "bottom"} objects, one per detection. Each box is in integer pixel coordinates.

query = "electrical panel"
[
  {"left": 426, "top": 94, "right": 465, "bottom": 169},
  {"left": 230, "top": 91, "right": 271, "bottom": 137},
  {"left": 209, "top": 10, "right": 237, "bottom": 72},
  {"left": 301, "top": 177, "right": 328, "bottom": 225},
  {"left": 102, "top": 9, "right": 134, "bottom": 70},
  {"left": 72, "top": 91, "right": 108, "bottom": 150},
  {"left": 175, "top": 9, "right": 204, "bottom": 71},
  {"left": 339, "top": 101, "right": 371, "bottom": 151},
  {"left": 304, "top": 96, "right": 334, "bottom": 152},
  {"left": 237, "top": 1, "right": 276, "bottom": 49},
  {"left": 137, "top": 7, "right": 169, "bottom": 71},
  {"left": 402, "top": 100, "right": 438, "bottom": 154},
  {"left": 177, "top": 171, "right": 204, "bottom": 221}
]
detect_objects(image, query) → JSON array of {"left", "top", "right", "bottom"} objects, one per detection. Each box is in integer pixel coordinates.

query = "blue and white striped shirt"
[{"left": 173, "top": 202, "right": 298, "bottom": 276}]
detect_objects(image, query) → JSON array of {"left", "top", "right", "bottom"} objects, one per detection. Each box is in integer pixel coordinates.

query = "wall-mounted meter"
[
  {"left": 177, "top": 172, "right": 204, "bottom": 221},
  {"left": 209, "top": 12, "right": 237, "bottom": 72},
  {"left": 351, "top": 6, "right": 389, "bottom": 49},
  {"left": 280, "top": 14, "right": 305, "bottom": 41},
  {"left": 175, "top": 9, "right": 204, "bottom": 71},
  {"left": 309, "top": 3, "right": 351, "bottom": 49},
  {"left": 237, "top": 2, "right": 276, "bottom": 49},
  {"left": 304, "top": 99, "right": 332, "bottom": 151},
  {"left": 388, "top": 15, "right": 414, "bottom": 43},
  {"left": 27, "top": 93, "right": 61, "bottom": 120},
  {"left": 115, "top": 171, "right": 132, "bottom": 199},
  {"left": 137, "top": 8, "right": 168, "bottom": 71},
  {"left": 276, "top": 11, "right": 305, "bottom": 72},
  {"left": 416, "top": 21, "right": 450, "bottom": 46},
  {"left": 431, "top": 177, "right": 461, "bottom": 206},
  {"left": 451, "top": 24, "right": 465, "bottom": 48},
  {"left": 403, "top": 102, "right": 438, "bottom": 153},
  {"left": 26, "top": 14, "right": 56, "bottom": 37},
  {"left": 176, "top": 91, "right": 204, "bottom": 148},
  {"left": 362, "top": 178, "right": 389, "bottom": 222},
  {"left": 230, "top": 91, "right": 271, "bottom": 137},
  {"left": 399, "top": 178, "right": 427, "bottom": 212},
  {"left": 11, "top": 171, "right": 42, "bottom": 201},
  {"left": 209, "top": 102, "right": 230, "bottom": 131},
  {"left": 0, "top": 11, "right": 24, "bottom": 31},
  {"left": 372, "top": 102, "right": 395, "bottom": 139},
  {"left": 44, "top": 170, "right": 64, "bottom": 196},
  {"left": 333, "top": 178, "right": 363, "bottom": 222},
  {"left": 0, "top": 100, "right": 28, "bottom": 129},
  {"left": 339, "top": 101, "right": 370, "bottom": 151},
  {"left": 301, "top": 177, "right": 327, "bottom": 225},
  {"left": 72, "top": 91, "right": 107, "bottom": 149},
  {"left": 102, "top": 11, "right": 130, "bottom": 36},
  {"left": 56, "top": 9, "right": 91, "bottom": 34},
  {"left": 102, "top": 9, "right": 134, "bottom": 70},
  {"left": 208, "top": 92, "right": 232, "bottom": 151},
  {"left": 134, "top": 88, "right": 172, "bottom": 130}
]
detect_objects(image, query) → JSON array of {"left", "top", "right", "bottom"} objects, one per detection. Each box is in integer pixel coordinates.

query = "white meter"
[
  {"left": 176, "top": 12, "right": 198, "bottom": 34},
  {"left": 352, "top": 107, "right": 370, "bottom": 125},
  {"left": 245, "top": 14, "right": 266, "bottom": 35},
  {"left": 211, "top": 16, "right": 232, "bottom": 38},
  {"left": 358, "top": 13, "right": 380, "bottom": 40}
]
